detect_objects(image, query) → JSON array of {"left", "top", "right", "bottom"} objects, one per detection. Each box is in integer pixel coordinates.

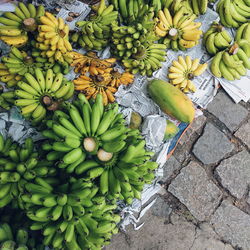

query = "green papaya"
[
  {"left": 129, "top": 112, "right": 142, "bottom": 129},
  {"left": 148, "top": 79, "right": 195, "bottom": 123},
  {"left": 164, "top": 120, "right": 179, "bottom": 140}
]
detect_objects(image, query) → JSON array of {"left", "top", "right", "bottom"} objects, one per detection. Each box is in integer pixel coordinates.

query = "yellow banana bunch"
[
  {"left": 0, "top": 3, "right": 45, "bottom": 47},
  {"left": 155, "top": 7, "right": 202, "bottom": 51},
  {"left": 35, "top": 12, "right": 73, "bottom": 66},
  {"left": 71, "top": 51, "right": 116, "bottom": 75},
  {"left": 73, "top": 74, "right": 118, "bottom": 105},
  {"left": 168, "top": 55, "right": 207, "bottom": 93},
  {"left": 14, "top": 68, "right": 74, "bottom": 124}
]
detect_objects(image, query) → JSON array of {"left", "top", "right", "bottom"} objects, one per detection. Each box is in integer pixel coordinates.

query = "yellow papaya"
[{"left": 148, "top": 79, "right": 195, "bottom": 123}]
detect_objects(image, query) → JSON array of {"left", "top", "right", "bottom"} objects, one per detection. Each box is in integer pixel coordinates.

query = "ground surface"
[{"left": 107, "top": 89, "right": 250, "bottom": 250}]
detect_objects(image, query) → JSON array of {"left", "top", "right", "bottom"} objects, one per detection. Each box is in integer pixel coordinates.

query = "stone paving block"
[
  {"left": 210, "top": 200, "right": 250, "bottom": 249},
  {"left": 235, "top": 120, "right": 250, "bottom": 148},
  {"left": 193, "top": 123, "right": 234, "bottom": 164},
  {"left": 151, "top": 196, "right": 172, "bottom": 218},
  {"left": 215, "top": 150, "right": 250, "bottom": 199},
  {"left": 161, "top": 156, "right": 181, "bottom": 182},
  {"left": 168, "top": 161, "right": 223, "bottom": 221},
  {"left": 207, "top": 91, "right": 248, "bottom": 131},
  {"left": 179, "top": 115, "right": 207, "bottom": 145}
]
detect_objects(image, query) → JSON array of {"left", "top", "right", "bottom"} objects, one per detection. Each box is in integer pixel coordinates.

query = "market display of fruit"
[
  {"left": 155, "top": 7, "right": 202, "bottom": 51},
  {"left": 210, "top": 40, "right": 250, "bottom": 80},
  {"left": 0, "top": 0, "right": 249, "bottom": 249},
  {"left": 235, "top": 22, "right": 250, "bottom": 42},
  {"left": 217, "top": 0, "right": 250, "bottom": 28},
  {"left": 73, "top": 0, "right": 118, "bottom": 51},
  {"left": 0, "top": 136, "right": 56, "bottom": 209},
  {"left": 0, "top": 2, "right": 44, "bottom": 47},
  {"left": 148, "top": 79, "right": 195, "bottom": 123},
  {"left": 14, "top": 69, "right": 74, "bottom": 124},
  {"left": 168, "top": 55, "right": 207, "bottom": 92},
  {"left": 203, "top": 22, "right": 232, "bottom": 55}
]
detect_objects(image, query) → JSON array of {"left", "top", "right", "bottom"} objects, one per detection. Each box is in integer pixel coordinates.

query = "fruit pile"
[
  {"left": 0, "top": 0, "right": 249, "bottom": 249},
  {"left": 155, "top": 7, "right": 202, "bottom": 51},
  {"left": 168, "top": 56, "right": 207, "bottom": 92},
  {"left": 203, "top": 22, "right": 232, "bottom": 55},
  {"left": 210, "top": 40, "right": 250, "bottom": 81},
  {"left": 0, "top": 2, "right": 44, "bottom": 47}
]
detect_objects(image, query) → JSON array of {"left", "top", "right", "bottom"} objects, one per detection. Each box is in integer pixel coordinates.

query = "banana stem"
[
  {"left": 23, "top": 18, "right": 37, "bottom": 32},
  {"left": 97, "top": 149, "right": 113, "bottom": 162},
  {"left": 229, "top": 43, "right": 239, "bottom": 55},
  {"left": 42, "top": 96, "right": 52, "bottom": 106},
  {"left": 168, "top": 28, "right": 178, "bottom": 40},
  {"left": 47, "top": 102, "right": 59, "bottom": 111},
  {"left": 24, "top": 56, "right": 34, "bottom": 65},
  {"left": 83, "top": 137, "right": 98, "bottom": 153}
]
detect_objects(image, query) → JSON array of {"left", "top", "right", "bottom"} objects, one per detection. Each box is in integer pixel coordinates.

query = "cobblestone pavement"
[{"left": 107, "top": 90, "right": 250, "bottom": 250}]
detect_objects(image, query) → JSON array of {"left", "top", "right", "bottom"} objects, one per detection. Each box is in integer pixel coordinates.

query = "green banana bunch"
[
  {"left": 14, "top": 68, "right": 74, "bottom": 124},
  {"left": 80, "top": 138, "right": 158, "bottom": 204},
  {"left": 0, "top": 135, "right": 56, "bottom": 209},
  {"left": 235, "top": 22, "right": 250, "bottom": 43},
  {"left": 188, "top": 0, "right": 208, "bottom": 15},
  {"left": 121, "top": 43, "right": 167, "bottom": 76},
  {"left": 0, "top": 3, "right": 45, "bottom": 47},
  {"left": 0, "top": 90, "right": 15, "bottom": 110},
  {"left": 203, "top": 22, "right": 232, "bottom": 55},
  {"left": 1, "top": 47, "right": 49, "bottom": 87},
  {"left": 74, "top": 0, "right": 118, "bottom": 51},
  {"left": 0, "top": 223, "right": 44, "bottom": 250},
  {"left": 42, "top": 94, "right": 131, "bottom": 169},
  {"left": 216, "top": 0, "right": 250, "bottom": 28},
  {"left": 210, "top": 40, "right": 250, "bottom": 81},
  {"left": 25, "top": 177, "right": 120, "bottom": 249}
]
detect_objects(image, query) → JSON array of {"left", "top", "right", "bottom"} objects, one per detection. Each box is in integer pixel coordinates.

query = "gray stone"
[
  {"left": 179, "top": 115, "right": 207, "bottom": 145},
  {"left": 151, "top": 196, "right": 172, "bottom": 218},
  {"left": 162, "top": 156, "right": 181, "bottom": 182},
  {"left": 235, "top": 120, "right": 250, "bottom": 148},
  {"left": 207, "top": 91, "right": 248, "bottom": 131},
  {"left": 193, "top": 123, "right": 234, "bottom": 164},
  {"left": 168, "top": 161, "right": 223, "bottom": 221},
  {"left": 210, "top": 200, "right": 250, "bottom": 249},
  {"left": 215, "top": 150, "right": 250, "bottom": 199},
  {"left": 107, "top": 213, "right": 197, "bottom": 250},
  {"left": 107, "top": 213, "right": 233, "bottom": 250},
  {"left": 191, "top": 223, "right": 234, "bottom": 250}
]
